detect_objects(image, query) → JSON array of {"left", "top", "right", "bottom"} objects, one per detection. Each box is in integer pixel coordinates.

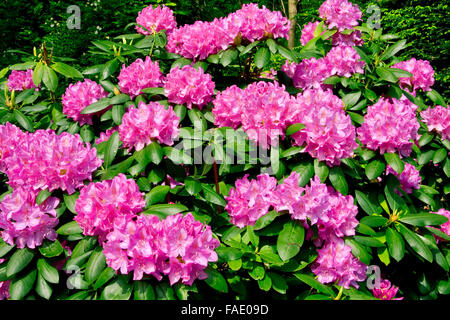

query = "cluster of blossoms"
[
  {"left": 7, "top": 69, "right": 37, "bottom": 92},
  {"left": 386, "top": 163, "right": 421, "bottom": 194},
  {"left": 319, "top": 0, "right": 362, "bottom": 31},
  {"left": 0, "top": 278, "right": 9, "bottom": 300},
  {"left": 164, "top": 65, "right": 215, "bottom": 109},
  {"left": 74, "top": 174, "right": 146, "bottom": 243},
  {"left": 103, "top": 213, "right": 220, "bottom": 285},
  {"left": 62, "top": 79, "right": 109, "bottom": 125},
  {"left": 290, "top": 88, "right": 358, "bottom": 166},
  {"left": 372, "top": 279, "right": 403, "bottom": 300},
  {"left": 213, "top": 81, "right": 293, "bottom": 148},
  {"left": 118, "top": 56, "right": 163, "bottom": 98},
  {"left": 357, "top": 96, "right": 419, "bottom": 156},
  {"left": 2, "top": 129, "right": 102, "bottom": 194},
  {"left": 283, "top": 45, "right": 365, "bottom": 90},
  {"left": 166, "top": 3, "right": 289, "bottom": 60},
  {"left": 135, "top": 4, "right": 177, "bottom": 35},
  {"left": 0, "top": 122, "right": 28, "bottom": 171},
  {"left": 0, "top": 188, "right": 59, "bottom": 249},
  {"left": 432, "top": 208, "right": 450, "bottom": 238},
  {"left": 118, "top": 101, "right": 180, "bottom": 151},
  {"left": 225, "top": 172, "right": 365, "bottom": 288},
  {"left": 420, "top": 105, "right": 450, "bottom": 141},
  {"left": 391, "top": 58, "right": 435, "bottom": 94}
]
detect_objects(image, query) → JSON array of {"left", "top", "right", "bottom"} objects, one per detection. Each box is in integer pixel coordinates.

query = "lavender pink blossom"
[
  {"left": 420, "top": 105, "right": 450, "bottom": 141},
  {"left": 7, "top": 69, "right": 36, "bottom": 92},
  {"left": 319, "top": 0, "right": 362, "bottom": 32},
  {"left": 136, "top": 4, "right": 177, "bottom": 35},
  {"left": 372, "top": 279, "right": 403, "bottom": 300},
  {"left": 386, "top": 163, "right": 421, "bottom": 194},
  {"left": 392, "top": 58, "right": 435, "bottom": 94}
]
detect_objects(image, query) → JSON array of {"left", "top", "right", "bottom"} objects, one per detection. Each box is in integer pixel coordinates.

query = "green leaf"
[
  {"left": 396, "top": 223, "right": 433, "bottom": 262},
  {"left": 0, "top": 66, "right": 9, "bottom": 79},
  {"left": 202, "top": 184, "right": 227, "bottom": 207},
  {"left": 343, "top": 91, "right": 361, "bottom": 108},
  {"left": 385, "top": 227, "right": 404, "bottom": 262},
  {"left": 145, "top": 185, "right": 170, "bottom": 206},
  {"left": 355, "top": 191, "right": 382, "bottom": 215},
  {"left": 314, "top": 159, "right": 329, "bottom": 183},
  {"left": 141, "top": 87, "right": 165, "bottom": 96},
  {"left": 354, "top": 235, "right": 384, "bottom": 247},
  {"left": 155, "top": 283, "right": 176, "bottom": 300},
  {"left": 51, "top": 62, "right": 83, "bottom": 79},
  {"left": 102, "top": 58, "right": 120, "bottom": 80},
  {"left": 294, "top": 273, "right": 335, "bottom": 297},
  {"left": 425, "top": 226, "right": 450, "bottom": 241},
  {"left": 9, "top": 269, "right": 37, "bottom": 300},
  {"left": 216, "top": 247, "right": 243, "bottom": 261},
  {"left": 171, "top": 58, "right": 191, "bottom": 70},
  {"left": 57, "top": 221, "right": 82, "bottom": 236},
  {"left": 33, "top": 61, "right": 44, "bottom": 86},
  {"left": 433, "top": 148, "right": 447, "bottom": 164},
  {"left": 110, "top": 93, "right": 130, "bottom": 105},
  {"left": 240, "top": 40, "right": 260, "bottom": 55},
  {"left": 184, "top": 178, "right": 202, "bottom": 195},
  {"left": 270, "top": 144, "right": 280, "bottom": 176},
  {"left": 277, "top": 221, "right": 305, "bottom": 261},
  {"left": 360, "top": 215, "right": 388, "bottom": 227},
  {"left": 134, "top": 281, "right": 155, "bottom": 300},
  {"left": 81, "top": 98, "right": 111, "bottom": 114},
  {"left": 35, "top": 190, "right": 51, "bottom": 205},
  {"left": 418, "top": 150, "right": 435, "bottom": 165},
  {"left": 249, "top": 265, "right": 265, "bottom": 280},
  {"left": 365, "top": 159, "right": 386, "bottom": 180},
  {"left": 204, "top": 267, "right": 228, "bottom": 293},
  {"left": 399, "top": 213, "right": 448, "bottom": 227},
  {"left": 292, "top": 162, "right": 314, "bottom": 187},
  {"left": 221, "top": 48, "right": 238, "bottom": 67},
  {"left": 7, "top": 248, "right": 34, "bottom": 277},
  {"left": 93, "top": 267, "right": 116, "bottom": 290},
  {"left": 276, "top": 44, "right": 297, "bottom": 61},
  {"left": 384, "top": 175, "right": 408, "bottom": 212},
  {"left": 163, "top": 146, "right": 193, "bottom": 165},
  {"left": 39, "top": 239, "right": 64, "bottom": 258},
  {"left": 254, "top": 47, "right": 270, "bottom": 69},
  {"left": 426, "top": 90, "right": 446, "bottom": 107},
  {"left": 145, "top": 203, "right": 188, "bottom": 216},
  {"left": 63, "top": 193, "right": 78, "bottom": 214},
  {"left": 259, "top": 245, "right": 284, "bottom": 265},
  {"left": 103, "top": 131, "right": 120, "bottom": 168},
  {"left": 35, "top": 273, "right": 52, "bottom": 300},
  {"left": 101, "top": 277, "right": 133, "bottom": 300},
  {"left": 10, "top": 61, "right": 37, "bottom": 70},
  {"left": 329, "top": 166, "right": 348, "bottom": 195},
  {"left": 82, "top": 64, "right": 105, "bottom": 75},
  {"left": 266, "top": 39, "right": 277, "bottom": 54},
  {"left": 376, "top": 67, "right": 398, "bottom": 83},
  {"left": 384, "top": 153, "right": 404, "bottom": 174},
  {"left": 37, "top": 259, "right": 59, "bottom": 284},
  {"left": 258, "top": 274, "right": 272, "bottom": 291},
  {"left": 380, "top": 39, "right": 408, "bottom": 60},
  {"left": 418, "top": 133, "right": 434, "bottom": 147},
  {"left": 286, "top": 123, "right": 305, "bottom": 136},
  {"left": 345, "top": 239, "right": 372, "bottom": 265},
  {"left": 269, "top": 272, "right": 288, "bottom": 294},
  {"left": 13, "top": 110, "right": 34, "bottom": 132},
  {"left": 0, "top": 241, "right": 14, "bottom": 258},
  {"left": 390, "top": 68, "right": 413, "bottom": 78},
  {"left": 85, "top": 246, "right": 106, "bottom": 284},
  {"left": 42, "top": 64, "right": 58, "bottom": 92}
]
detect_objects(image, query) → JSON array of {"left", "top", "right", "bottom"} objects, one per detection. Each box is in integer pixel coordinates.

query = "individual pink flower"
[
  {"left": 117, "top": 56, "right": 163, "bottom": 98},
  {"left": 0, "top": 280, "right": 10, "bottom": 300},
  {"left": 135, "top": 4, "right": 177, "bottom": 35},
  {"left": 291, "top": 57, "right": 331, "bottom": 90},
  {"left": 162, "top": 175, "right": 184, "bottom": 189},
  {"left": 62, "top": 79, "right": 109, "bottom": 126},
  {"left": 74, "top": 173, "right": 145, "bottom": 242},
  {"left": 225, "top": 174, "right": 278, "bottom": 228},
  {"left": 332, "top": 30, "right": 363, "bottom": 46},
  {"left": 273, "top": 171, "right": 305, "bottom": 216},
  {"left": 300, "top": 21, "right": 324, "bottom": 46},
  {"left": 357, "top": 96, "right": 419, "bottom": 156},
  {"left": 239, "top": 81, "right": 293, "bottom": 148},
  {"left": 319, "top": 0, "right": 362, "bottom": 32},
  {"left": 0, "top": 122, "right": 28, "bottom": 172},
  {"left": 212, "top": 85, "right": 245, "bottom": 129},
  {"left": 4, "top": 130, "right": 102, "bottom": 194},
  {"left": 290, "top": 88, "right": 357, "bottom": 166},
  {"left": 386, "top": 163, "right": 421, "bottom": 194},
  {"left": 118, "top": 101, "right": 179, "bottom": 151},
  {"left": 95, "top": 127, "right": 119, "bottom": 145},
  {"left": 7, "top": 69, "right": 36, "bottom": 92},
  {"left": 431, "top": 208, "right": 450, "bottom": 238},
  {"left": 420, "top": 105, "right": 450, "bottom": 141},
  {"left": 164, "top": 65, "right": 215, "bottom": 109},
  {"left": 311, "top": 238, "right": 367, "bottom": 289},
  {"left": 0, "top": 188, "right": 59, "bottom": 249},
  {"left": 281, "top": 60, "right": 299, "bottom": 78},
  {"left": 103, "top": 213, "right": 219, "bottom": 286},
  {"left": 372, "top": 279, "right": 403, "bottom": 300},
  {"left": 391, "top": 58, "right": 435, "bottom": 94},
  {"left": 325, "top": 45, "right": 365, "bottom": 77}
]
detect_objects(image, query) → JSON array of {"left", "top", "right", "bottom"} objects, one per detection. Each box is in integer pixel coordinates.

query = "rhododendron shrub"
[{"left": 0, "top": 0, "right": 448, "bottom": 302}]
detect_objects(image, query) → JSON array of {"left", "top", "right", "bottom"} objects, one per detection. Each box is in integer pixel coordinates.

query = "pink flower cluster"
[
  {"left": 118, "top": 56, "right": 163, "bottom": 98},
  {"left": 0, "top": 279, "right": 10, "bottom": 300},
  {"left": 0, "top": 188, "right": 59, "bottom": 249},
  {"left": 224, "top": 174, "right": 278, "bottom": 228},
  {"left": 357, "top": 97, "right": 419, "bottom": 156},
  {"left": 290, "top": 88, "right": 358, "bottom": 166},
  {"left": 300, "top": 21, "right": 323, "bottom": 46},
  {"left": 136, "top": 4, "right": 177, "bottom": 35},
  {"left": 164, "top": 65, "right": 215, "bottom": 109},
  {"left": 386, "top": 163, "right": 421, "bottom": 194},
  {"left": 432, "top": 208, "right": 450, "bottom": 238},
  {"left": 311, "top": 237, "right": 367, "bottom": 289},
  {"left": 7, "top": 69, "right": 36, "bottom": 92},
  {"left": 284, "top": 46, "right": 365, "bottom": 90},
  {"left": 167, "top": 3, "right": 289, "bottom": 60},
  {"left": 392, "top": 58, "right": 435, "bottom": 94},
  {"left": 62, "top": 79, "right": 109, "bottom": 125},
  {"left": 2, "top": 128, "right": 102, "bottom": 194},
  {"left": 319, "top": 0, "right": 362, "bottom": 31},
  {"left": 0, "top": 122, "right": 27, "bottom": 172},
  {"left": 420, "top": 105, "right": 450, "bottom": 141},
  {"left": 372, "top": 279, "right": 403, "bottom": 300},
  {"left": 213, "top": 81, "right": 293, "bottom": 148},
  {"left": 74, "top": 174, "right": 146, "bottom": 242},
  {"left": 103, "top": 213, "right": 219, "bottom": 285},
  {"left": 118, "top": 101, "right": 179, "bottom": 151}
]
